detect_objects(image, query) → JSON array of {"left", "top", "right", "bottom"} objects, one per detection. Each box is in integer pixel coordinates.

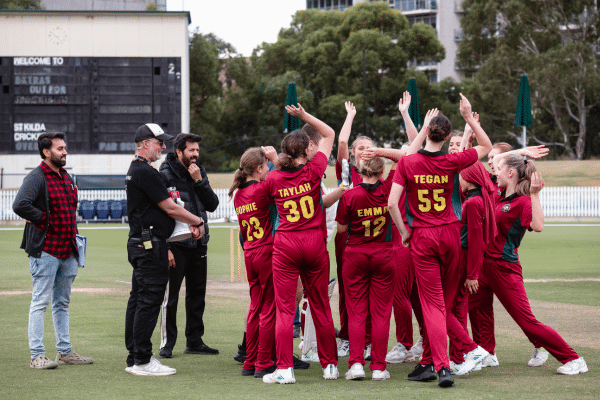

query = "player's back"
[{"left": 234, "top": 181, "right": 275, "bottom": 250}]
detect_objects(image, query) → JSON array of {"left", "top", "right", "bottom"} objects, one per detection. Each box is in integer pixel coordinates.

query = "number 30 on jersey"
[{"left": 283, "top": 195, "right": 315, "bottom": 222}]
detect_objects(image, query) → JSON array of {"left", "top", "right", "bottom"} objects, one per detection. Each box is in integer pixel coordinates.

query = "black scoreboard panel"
[{"left": 0, "top": 56, "right": 181, "bottom": 154}]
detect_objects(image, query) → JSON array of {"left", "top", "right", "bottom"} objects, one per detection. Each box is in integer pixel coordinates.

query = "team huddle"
[{"left": 230, "top": 93, "right": 589, "bottom": 387}]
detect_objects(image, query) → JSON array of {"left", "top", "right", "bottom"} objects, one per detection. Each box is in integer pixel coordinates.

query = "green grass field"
[{"left": 1, "top": 224, "right": 599, "bottom": 399}]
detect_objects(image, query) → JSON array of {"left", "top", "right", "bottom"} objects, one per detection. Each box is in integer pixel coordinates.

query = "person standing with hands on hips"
[
  {"left": 13, "top": 132, "right": 94, "bottom": 370},
  {"left": 158, "top": 133, "right": 220, "bottom": 359},
  {"left": 124, "top": 124, "right": 205, "bottom": 376}
]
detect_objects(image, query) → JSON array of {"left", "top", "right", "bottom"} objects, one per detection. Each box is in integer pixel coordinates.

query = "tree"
[
  {"left": 0, "top": 0, "right": 42, "bottom": 9},
  {"left": 145, "top": 2, "right": 157, "bottom": 11},
  {"left": 458, "top": 0, "right": 600, "bottom": 159}
]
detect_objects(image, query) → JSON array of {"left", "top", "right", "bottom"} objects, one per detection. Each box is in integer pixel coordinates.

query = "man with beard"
[
  {"left": 125, "top": 125, "right": 206, "bottom": 376},
  {"left": 13, "top": 132, "right": 94, "bottom": 369},
  {"left": 157, "top": 133, "right": 220, "bottom": 359}
]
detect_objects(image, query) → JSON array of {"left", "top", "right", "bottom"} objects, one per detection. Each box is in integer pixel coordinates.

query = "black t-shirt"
[{"left": 125, "top": 157, "right": 175, "bottom": 240}]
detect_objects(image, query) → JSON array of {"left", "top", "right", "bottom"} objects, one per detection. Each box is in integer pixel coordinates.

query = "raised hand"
[
  {"left": 530, "top": 171, "right": 545, "bottom": 195},
  {"left": 261, "top": 146, "right": 278, "bottom": 163},
  {"left": 345, "top": 101, "right": 356, "bottom": 117},
  {"left": 523, "top": 145, "right": 550, "bottom": 159},
  {"left": 423, "top": 108, "right": 439, "bottom": 128},
  {"left": 361, "top": 148, "right": 377, "bottom": 161},
  {"left": 188, "top": 163, "right": 202, "bottom": 182},
  {"left": 459, "top": 93, "right": 473, "bottom": 119},
  {"left": 285, "top": 103, "right": 307, "bottom": 119},
  {"left": 398, "top": 91, "right": 411, "bottom": 114}
]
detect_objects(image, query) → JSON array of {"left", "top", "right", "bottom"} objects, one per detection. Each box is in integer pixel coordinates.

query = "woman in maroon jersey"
[
  {"left": 262, "top": 104, "right": 338, "bottom": 384},
  {"left": 388, "top": 94, "right": 492, "bottom": 387},
  {"left": 335, "top": 156, "right": 398, "bottom": 381},
  {"left": 230, "top": 146, "right": 278, "bottom": 379},
  {"left": 477, "top": 154, "right": 588, "bottom": 376},
  {"left": 448, "top": 161, "right": 498, "bottom": 372}
]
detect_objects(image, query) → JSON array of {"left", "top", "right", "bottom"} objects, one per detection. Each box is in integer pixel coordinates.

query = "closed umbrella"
[
  {"left": 515, "top": 74, "right": 533, "bottom": 148},
  {"left": 283, "top": 81, "right": 301, "bottom": 133},
  {"left": 407, "top": 77, "right": 421, "bottom": 129}
]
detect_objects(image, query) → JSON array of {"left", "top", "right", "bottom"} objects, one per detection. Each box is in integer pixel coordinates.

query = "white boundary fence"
[{"left": 1, "top": 186, "right": 599, "bottom": 221}]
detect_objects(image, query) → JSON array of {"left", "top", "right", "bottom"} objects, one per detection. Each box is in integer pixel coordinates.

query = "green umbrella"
[
  {"left": 407, "top": 77, "right": 421, "bottom": 129},
  {"left": 283, "top": 81, "right": 301, "bottom": 133},
  {"left": 515, "top": 74, "right": 533, "bottom": 148}
]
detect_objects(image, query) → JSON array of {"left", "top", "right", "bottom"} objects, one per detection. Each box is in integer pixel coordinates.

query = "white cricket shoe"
[
  {"left": 323, "top": 364, "right": 339, "bottom": 380},
  {"left": 456, "top": 346, "right": 489, "bottom": 376},
  {"left": 412, "top": 336, "right": 424, "bottom": 359},
  {"left": 372, "top": 369, "right": 390, "bottom": 381},
  {"left": 482, "top": 353, "right": 500, "bottom": 368},
  {"left": 385, "top": 342, "right": 415, "bottom": 363},
  {"left": 449, "top": 360, "right": 460, "bottom": 374},
  {"left": 364, "top": 344, "right": 371, "bottom": 361},
  {"left": 301, "top": 347, "right": 320, "bottom": 363},
  {"left": 263, "top": 367, "right": 296, "bottom": 384},
  {"left": 557, "top": 357, "right": 588, "bottom": 375},
  {"left": 345, "top": 363, "right": 365, "bottom": 380},
  {"left": 528, "top": 347, "right": 549, "bottom": 367},
  {"left": 337, "top": 339, "right": 350, "bottom": 357},
  {"left": 130, "top": 356, "right": 176, "bottom": 376}
]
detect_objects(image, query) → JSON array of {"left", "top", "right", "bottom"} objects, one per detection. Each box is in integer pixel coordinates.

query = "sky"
[{"left": 168, "top": 0, "right": 307, "bottom": 56}]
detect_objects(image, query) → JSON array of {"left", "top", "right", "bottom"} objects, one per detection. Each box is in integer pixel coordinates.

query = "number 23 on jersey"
[{"left": 241, "top": 217, "right": 264, "bottom": 242}]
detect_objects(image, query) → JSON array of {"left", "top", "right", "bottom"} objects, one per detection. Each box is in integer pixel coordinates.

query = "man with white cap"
[{"left": 124, "top": 124, "right": 206, "bottom": 376}]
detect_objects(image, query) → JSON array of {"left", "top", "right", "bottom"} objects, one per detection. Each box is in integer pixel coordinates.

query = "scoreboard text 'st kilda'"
[{"left": 0, "top": 56, "right": 181, "bottom": 154}]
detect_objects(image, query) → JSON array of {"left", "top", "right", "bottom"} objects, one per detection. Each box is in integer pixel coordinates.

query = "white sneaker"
[
  {"left": 301, "top": 347, "right": 320, "bottom": 363},
  {"left": 385, "top": 342, "right": 415, "bottom": 363},
  {"left": 130, "top": 356, "right": 176, "bottom": 376},
  {"left": 345, "top": 363, "right": 365, "bottom": 380},
  {"left": 337, "top": 339, "right": 350, "bottom": 357},
  {"left": 298, "top": 340, "right": 303, "bottom": 350},
  {"left": 528, "top": 347, "right": 549, "bottom": 367},
  {"left": 372, "top": 369, "right": 390, "bottom": 381},
  {"left": 263, "top": 367, "right": 296, "bottom": 384},
  {"left": 449, "top": 360, "right": 460, "bottom": 374},
  {"left": 323, "top": 364, "right": 339, "bottom": 380},
  {"left": 456, "top": 346, "right": 489, "bottom": 376},
  {"left": 557, "top": 357, "right": 588, "bottom": 375},
  {"left": 412, "top": 336, "right": 424, "bottom": 359},
  {"left": 125, "top": 366, "right": 133, "bottom": 374},
  {"left": 364, "top": 344, "right": 371, "bottom": 361},
  {"left": 482, "top": 353, "right": 500, "bottom": 368}
]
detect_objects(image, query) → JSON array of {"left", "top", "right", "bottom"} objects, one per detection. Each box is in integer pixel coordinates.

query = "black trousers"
[
  {"left": 162, "top": 245, "right": 208, "bottom": 350},
  {"left": 125, "top": 239, "right": 168, "bottom": 366}
]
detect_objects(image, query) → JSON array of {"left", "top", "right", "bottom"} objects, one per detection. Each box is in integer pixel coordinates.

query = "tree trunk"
[
  {"left": 575, "top": 87, "right": 586, "bottom": 160},
  {"left": 549, "top": 96, "right": 576, "bottom": 159}
]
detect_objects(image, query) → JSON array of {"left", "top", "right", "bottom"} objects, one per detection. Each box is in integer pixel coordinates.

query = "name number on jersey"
[
  {"left": 414, "top": 174, "right": 448, "bottom": 184},
  {"left": 417, "top": 189, "right": 446, "bottom": 212},
  {"left": 241, "top": 217, "right": 264, "bottom": 242},
  {"left": 362, "top": 216, "right": 386, "bottom": 237},
  {"left": 283, "top": 195, "right": 315, "bottom": 222}
]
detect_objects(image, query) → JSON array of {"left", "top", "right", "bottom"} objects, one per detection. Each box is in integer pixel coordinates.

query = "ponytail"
[
  {"left": 502, "top": 154, "right": 536, "bottom": 196},
  {"left": 358, "top": 157, "right": 385, "bottom": 179},
  {"left": 228, "top": 147, "right": 266, "bottom": 198}
]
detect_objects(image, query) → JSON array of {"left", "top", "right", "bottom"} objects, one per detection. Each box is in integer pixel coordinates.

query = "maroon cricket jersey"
[
  {"left": 266, "top": 151, "right": 327, "bottom": 232},
  {"left": 459, "top": 190, "right": 485, "bottom": 280},
  {"left": 336, "top": 173, "right": 394, "bottom": 247},
  {"left": 485, "top": 193, "right": 532, "bottom": 262},
  {"left": 393, "top": 148, "right": 478, "bottom": 228},
  {"left": 234, "top": 180, "right": 276, "bottom": 251}
]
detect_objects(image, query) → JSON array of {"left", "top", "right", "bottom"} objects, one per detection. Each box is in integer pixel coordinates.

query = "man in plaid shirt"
[{"left": 13, "top": 132, "right": 94, "bottom": 370}]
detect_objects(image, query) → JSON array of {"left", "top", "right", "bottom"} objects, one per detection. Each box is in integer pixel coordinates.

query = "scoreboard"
[{"left": 0, "top": 56, "right": 181, "bottom": 154}]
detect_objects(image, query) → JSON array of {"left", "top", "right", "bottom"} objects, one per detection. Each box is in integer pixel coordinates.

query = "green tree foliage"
[
  {"left": 0, "top": 0, "right": 42, "bottom": 9},
  {"left": 145, "top": 2, "right": 157, "bottom": 11},
  {"left": 458, "top": 0, "right": 600, "bottom": 159}
]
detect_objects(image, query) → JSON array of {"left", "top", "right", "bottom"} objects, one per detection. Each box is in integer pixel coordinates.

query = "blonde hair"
[
  {"left": 501, "top": 154, "right": 537, "bottom": 196},
  {"left": 492, "top": 142, "right": 514, "bottom": 154},
  {"left": 359, "top": 157, "right": 385, "bottom": 179},
  {"left": 351, "top": 136, "right": 374, "bottom": 150},
  {"left": 228, "top": 147, "right": 266, "bottom": 198}
]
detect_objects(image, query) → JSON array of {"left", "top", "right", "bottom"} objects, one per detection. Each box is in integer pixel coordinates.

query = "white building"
[{"left": 41, "top": 0, "right": 166, "bottom": 11}]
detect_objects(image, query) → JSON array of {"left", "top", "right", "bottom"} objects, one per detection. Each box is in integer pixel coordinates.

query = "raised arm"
[
  {"left": 459, "top": 94, "right": 491, "bottom": 160},
  {"left": 362, "top": 147, "right": 406, "bottom": 163},
  {"left": 529, "top": 172, "right": 545, "bottom": 232},
  {"left": 491, "top": 145, "right": 550, "bottom": 173},
  {"left": 407, "top": 108, "right": 439, "bottom": 155},
  {"left": 285, "top": 103, "right": 335, "bottom": 159},
  {"left": 459, "top": 112, "right": 478, "bottom": 152},
  {"left": 398, "top": 91, "right": 418, "bottom": 144},
  {"left": 337, "top": 102, "right": 357, "bottom": 163},
  {"left": 262, "top": 146, "right": 279, "bottom": 169}
]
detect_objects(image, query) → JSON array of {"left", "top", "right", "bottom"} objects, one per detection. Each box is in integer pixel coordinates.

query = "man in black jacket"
[{"left": 158, "top": 133, "right": 220, "bottom": 358}]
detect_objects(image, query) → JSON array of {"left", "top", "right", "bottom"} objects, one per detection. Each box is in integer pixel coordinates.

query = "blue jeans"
[{"left": 29, "top": 251, "right": 78, "bottom": 358}]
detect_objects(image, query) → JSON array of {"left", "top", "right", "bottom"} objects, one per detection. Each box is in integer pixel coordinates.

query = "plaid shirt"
[{"left": 39, "top": 161, "right": 78, "bottom": 259}]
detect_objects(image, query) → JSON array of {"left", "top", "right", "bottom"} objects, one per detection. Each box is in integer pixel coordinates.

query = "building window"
[
  {"left": 427, "top": 72, "right": 438, "bottom": 83},
  {"left": 407, "top": 15, "right": 437, "bottom": 31},
  {"left": 399, "top": 0, "right": 435, "bottom": 11}
]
